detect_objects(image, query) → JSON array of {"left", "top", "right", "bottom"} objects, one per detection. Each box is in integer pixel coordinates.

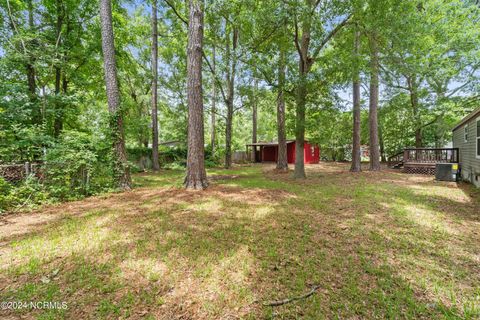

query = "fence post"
[{"left": 24, "top": 162, "right": 30, "bottom": 177}]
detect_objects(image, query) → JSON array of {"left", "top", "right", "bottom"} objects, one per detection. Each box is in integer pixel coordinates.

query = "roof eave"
[{"left": 452, "top": 108, "right": 480, "bottom": 132}]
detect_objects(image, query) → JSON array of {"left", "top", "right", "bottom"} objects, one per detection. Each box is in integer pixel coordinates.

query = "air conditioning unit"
[{"left": 435, "top": 163, "right": 459, "bottom": 182}]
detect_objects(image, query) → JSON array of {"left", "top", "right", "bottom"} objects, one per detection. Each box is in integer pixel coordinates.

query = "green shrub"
[
  {"left": 43, "top": 131, "right": 113, "bottom": 199},
  {"left": 0, "top": 176, "right": 49, "bottom": 213},
  {"left": 0, "top": 176, "right": 11, "bottom": 194},
  {"left": 162, "top": 162, "right": 185, "bottom": 170},
  {"left": 160, "top": 146, "right": 187, "bottom": 165},
  {"left": 0, "top": 177, "right": 12, "bottom": 213}
]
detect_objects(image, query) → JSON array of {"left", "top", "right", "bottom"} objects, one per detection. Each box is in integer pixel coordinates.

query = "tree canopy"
[{"left": 0, "top": 0, "right": 479, "bottom": 187}]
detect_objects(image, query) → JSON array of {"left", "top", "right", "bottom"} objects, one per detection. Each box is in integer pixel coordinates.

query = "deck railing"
[
  {"left": 387, "top": 151, "right": 404, "bottom": 167},
  {"left": 403, "top": 148, "right": 459, "bottom": 164}
]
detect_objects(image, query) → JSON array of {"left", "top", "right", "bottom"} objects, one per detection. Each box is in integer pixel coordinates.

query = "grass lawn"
[{"left": 0, "top": 163, "right": 479, "bottom": 319}]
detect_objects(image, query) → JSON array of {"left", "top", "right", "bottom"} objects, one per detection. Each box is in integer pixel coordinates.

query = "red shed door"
[{"left": 304, "top": 142, "right": 320, "bottom": 164}]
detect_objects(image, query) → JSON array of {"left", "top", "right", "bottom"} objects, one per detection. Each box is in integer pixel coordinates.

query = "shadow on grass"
[{"left": 0, "top": 164, "right": 479, "bottom": 319}]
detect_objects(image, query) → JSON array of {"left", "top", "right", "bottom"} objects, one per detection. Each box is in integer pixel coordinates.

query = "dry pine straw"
[{"left": 0, "top": 162, "right": 479, "bottom": 319}]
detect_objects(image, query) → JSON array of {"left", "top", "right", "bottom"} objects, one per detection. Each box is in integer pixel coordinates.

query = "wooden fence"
[{"left": 0, "top": 162, "right": 43, "bottom": 182}]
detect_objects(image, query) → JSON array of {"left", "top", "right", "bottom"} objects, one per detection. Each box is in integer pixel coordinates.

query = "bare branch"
[
  {"left": 311, "top": 14, "right": 352, "bottom": 61},
  {"left": 293, "top": 15, "right": 304, "bottom": 66},
  {"left": 162, "top": 0, "right": 188, "bottom": 25},
  {"left": 6, "top": 0, "right": 27, "bottom": 54},
  {"left": 264, "top": 285, "right": 321, "bottom": 307},
  {"left": 202, "top": 51, "right": 227, "bottom": 103}
]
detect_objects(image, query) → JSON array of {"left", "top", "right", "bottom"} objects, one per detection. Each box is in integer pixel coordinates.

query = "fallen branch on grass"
[
  {"left": 13, "top": 192, "right": 34, "bottom": 213},
  {"left": 263, "top": 285, "right": 321, "bottom": 307}
]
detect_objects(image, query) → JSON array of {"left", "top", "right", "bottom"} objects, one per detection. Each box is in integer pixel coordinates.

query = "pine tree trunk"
[
  {"left": 26, "top": 0, "right": 39, "bottom": 124},
  {"left": 53, "top": 0, "right": 64, "bottom": 138},
  {"left": 225, "top": 103, "right": 233, "bottom": 168},
  {"left": 223, "top": 27, "right": 237, "bottom": 169},
  {"left": 185, "top": 0, "right": 208, "bottom": 190},
  {"left": 276, "top": 46, "right": 288, "bottom": 171},
  {"left": 151, "top": 0, "right": 160, "bottom": 171},
  {"left": 210, "top": 45, "right": 216, "bottom": 154},
  {"left": 99, "top": 0, "right": 132, "bottom": 190},
  {"left": 252, "top": 77, "right": 258, "bottom": 161},
  {"left": 368, "top": 35, "right": 381, "bottom": 171},
  {"left": 351, "top": 28, "right": 362, "bottom": 172}
]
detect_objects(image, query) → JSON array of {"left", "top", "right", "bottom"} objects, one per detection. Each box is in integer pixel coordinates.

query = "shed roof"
[
  {"left": 452, "top": 107, "right": 480, "bottom": 131},
  {"left": 246, "top": 140, "right": 296, "bottom": 147}
]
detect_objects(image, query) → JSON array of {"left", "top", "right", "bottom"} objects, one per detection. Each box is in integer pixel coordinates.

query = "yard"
[{"left": 0, "top": 163, "right": 479, "bottom": 319}]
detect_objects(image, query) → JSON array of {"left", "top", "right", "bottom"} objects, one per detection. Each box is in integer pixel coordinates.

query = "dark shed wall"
[
  {"left": 262, "top": 146, "right": 277, "bottom": 162},
  {"left": 287, "top": 142, "right": 295, "bottom": 164}
]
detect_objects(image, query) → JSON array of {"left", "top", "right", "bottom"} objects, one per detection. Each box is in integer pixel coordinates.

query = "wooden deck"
[{"left": 388, "top": 148, "right": 459, "bottom": 175}]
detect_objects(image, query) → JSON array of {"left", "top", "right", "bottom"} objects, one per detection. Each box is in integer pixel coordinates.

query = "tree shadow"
[{"left": 1, "top": 166, "right": 479, "bottom": 319}]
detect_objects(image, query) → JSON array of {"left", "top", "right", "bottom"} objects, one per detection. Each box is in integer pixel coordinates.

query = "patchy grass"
[{"left": 0, "top": 163, "right": 479, "bottom": 319}]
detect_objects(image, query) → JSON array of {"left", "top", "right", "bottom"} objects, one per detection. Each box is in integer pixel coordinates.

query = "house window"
[
  {"left": 464, "top": 124, "right": 468, "bottom": 142},
  {"left": 476, "top": 118, "right": 480, "bottom": 159}
]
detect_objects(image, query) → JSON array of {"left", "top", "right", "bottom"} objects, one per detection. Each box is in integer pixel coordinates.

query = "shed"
[
  {"left": 246, "top": 140, "right": 320, "bottom": 164},
  {"left": 452, "top": 107, "right": 480, "bottom": 187}
]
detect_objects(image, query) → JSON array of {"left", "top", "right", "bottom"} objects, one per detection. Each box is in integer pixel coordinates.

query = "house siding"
[{"left": 453, "top": 116, "right": 480, "bottom": 187}]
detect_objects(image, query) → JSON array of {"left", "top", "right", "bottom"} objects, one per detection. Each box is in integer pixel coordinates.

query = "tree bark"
[
  {"left": 294, "top": 75, "right": 307, "bottom": 179},
  {"left": 252, "top": 77, "right": 258, "bottom": 161},
  {"left": 224, "top": 26, "right": 238, "bottom": 169},
  {"left": 151, "top": 0, "right": 160, "bottom": 171},
  {"left": 99, "top": 0, "right": 132, "bottom": 190},
  {"left": 53, "top": 0, "right": 64, "bottom": 138},
  {"left": 185, "top": 0, "right": 208, "bottom": 190},
  {"left": 210, "top": 45, "right": 216, "bottom": 155},
  {"left": 350, "top": 28, "right": 362, "bottom": 172},
  {"left": 293, "top": 1, "right": 312, "bottom": 179},
  {"left": 407, "top": 75, "right": 422, "bottom": 148},
  {"left": 26, "top": 0, "right": 39, "bottom": 124},
  {"left": 225, "top": 104, "right": 233, "bottom": 168},
  {"left": 368, "top": 35, "right": 381, "bottom": 171},
  {"left": 276, "top": 45, "right": 288, "bottom": 171}
]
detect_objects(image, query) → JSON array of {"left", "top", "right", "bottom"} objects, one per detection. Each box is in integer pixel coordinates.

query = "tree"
[
  {"left": 99, "top": 0, "right": 132, "bottom": 190},
  {"left": 276, "top": 43, "right": 288, "bottom": 171},
  {"left": 368, "top": 33, "right": 381, "bottom": 171},
  {"left": 292, "top": 0, "right": 350, "bottom": 178},
  {"left": 350, "top": 26, "right": 361, "bottom": 172},
  {"left": 185, "top": 0, "right": 208, "bottom": 190},
  {"left": 210, "top": 44, "right": 216, "bottom": 154},
  {"left": 252, "top": 77, "right": 258, "bottom": 160},
  {"left": 53, "top": 0, "right": 64, "bottom": 138},
  {"left": 151, "top": 0, "right": 160, "bottom": 171},
  {"left": 224, "top": 24, "right": 238, "bottom": 169}
]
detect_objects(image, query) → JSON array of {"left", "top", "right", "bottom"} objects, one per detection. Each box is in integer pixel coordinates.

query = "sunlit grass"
[{"left": 0, "top": 163, "right": 478, "bottom": 319}]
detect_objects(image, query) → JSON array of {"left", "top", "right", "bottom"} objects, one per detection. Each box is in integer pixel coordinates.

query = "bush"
[
  {"left": 1, "top": 130, "right": 116, "bottom": 212},
  {"left": 43, "top": 131, "right": 113, "bottom": 199},
  {"left": 160, "top": 146, "right": 187, "bottom": 165},
  {"left": 0, "top": 177, "right": 12, "bottom": 213},
  {"left": 0, "top": 176, "right": 49, "bottom": 214},
  {"left": 127, "top": 147, "right": 153, "bottom": 171},
  {"left": 162, "top": 162, "right": 185, "bottom": 170}
]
